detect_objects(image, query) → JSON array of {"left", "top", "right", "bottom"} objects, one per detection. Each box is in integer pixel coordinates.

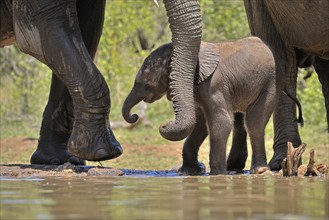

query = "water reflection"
[{"left": 1, "top": 175, "right": 328, "bottom": 219}]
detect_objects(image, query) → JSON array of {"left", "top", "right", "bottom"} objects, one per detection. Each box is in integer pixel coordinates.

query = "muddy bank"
[
  {"left": 1, "top": 163, "right": 327, "bottom": 178},
  {"left": 0, "top": 163, "right": 124, "bottom": 178},
  {"left": 0, "top": 163, "right": 184, "bottom": 178}
]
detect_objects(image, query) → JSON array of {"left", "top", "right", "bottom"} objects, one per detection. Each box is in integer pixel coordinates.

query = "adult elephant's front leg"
[
  {"left": 30, "top": 0, "right": 111, "bottom": 164},
  {"left": 14, "top": 0, "right": 122, "bottom": 162}
]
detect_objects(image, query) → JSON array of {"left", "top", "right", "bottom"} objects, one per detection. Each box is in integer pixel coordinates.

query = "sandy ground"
[
  {"left": 0, "top": 163, "right": 125, "bottom": 178},
  {"left": 1, "top": 137, "right": 327, "bottom": 178},
  {"left": 0, "top": 137, "right": 179, "bottom": 178}
]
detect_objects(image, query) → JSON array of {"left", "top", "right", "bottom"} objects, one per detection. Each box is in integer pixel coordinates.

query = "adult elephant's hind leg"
[
  {"left": 314, "top": 58, "right": 329, "bottom": 131},
  {"left": 31, "top": 75, "right": 84, "bottom": 165},
  {"left": 14, "top": 0, "right": 122, "bottom": 162},
  {"left": 270, "top": 56, "right": 301, "bottom": 170}
]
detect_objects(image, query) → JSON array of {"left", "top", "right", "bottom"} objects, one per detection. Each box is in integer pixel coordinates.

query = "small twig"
[
  {"left": 281, "top": 158, "right": 287, "bottom": 177},
  {"left": 287, "top": 142, "right": 293, "bottom": 176}
]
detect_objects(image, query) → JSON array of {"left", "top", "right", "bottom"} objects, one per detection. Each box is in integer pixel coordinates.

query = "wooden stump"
[{"left": 281, "top": 142, "right": 307, "bottom": 177}]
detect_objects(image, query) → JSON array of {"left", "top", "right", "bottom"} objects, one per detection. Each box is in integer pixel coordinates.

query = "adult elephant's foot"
[
  {"left": 178, "top": 161, "right": 206, "bottom": 176},
  {"left": 68, "top": 120, "right": 123, "bottom": 161},
  {"left": 30, "top": 146, "right": 85, "bottom": 165},
  {"left": 250, "top": 165, "right": 270, "bottom": 174},
  {"left": 269, "top": 150, "right": 288, "bottom": 171}
]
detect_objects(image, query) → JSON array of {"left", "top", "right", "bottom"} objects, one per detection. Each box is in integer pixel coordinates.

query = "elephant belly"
[
  {"left": 0, "top": 0, "right": 15, "bottom": 47},
  {"left": 0, "top": 35, "right": 15, "bottom": 47},
  {"left": 266, "top": 0, "right": 329, "bottom": 59}
]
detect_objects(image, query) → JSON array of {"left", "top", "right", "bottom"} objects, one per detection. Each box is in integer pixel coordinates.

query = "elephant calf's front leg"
[{"left": 179, "top": 112, "right": 207, "bottom": 176}]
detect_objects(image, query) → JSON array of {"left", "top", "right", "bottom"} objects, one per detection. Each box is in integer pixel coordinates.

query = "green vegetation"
[{"left": 0, "top": 1, "right": 327, "bottom": 168}]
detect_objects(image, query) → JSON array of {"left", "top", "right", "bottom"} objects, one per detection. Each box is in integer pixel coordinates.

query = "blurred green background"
[{"left": 0, "top": 1, "right": 327, "bottom": 169}]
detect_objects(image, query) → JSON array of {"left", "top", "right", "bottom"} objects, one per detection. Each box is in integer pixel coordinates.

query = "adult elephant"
[
  {"left": 244, "top": 0, "right": 329, "bottom": 170},
  {"left": 0, "top": 0, "right": 202, "bottom": 164}
]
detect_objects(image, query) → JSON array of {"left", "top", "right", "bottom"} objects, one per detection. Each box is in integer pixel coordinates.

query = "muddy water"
[{"left": 1, "top": 175, "right": 328, "bottom": 219}]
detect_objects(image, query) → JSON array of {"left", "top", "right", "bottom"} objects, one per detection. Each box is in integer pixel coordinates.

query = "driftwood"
[
  {"left": 282, "top": 142, "right": 328, "bottom": 177},
  {"left": 281, "top": 142, "right": 307, "bottom": 177},
  {"left": 305, "top": 149, "right": 320, "bottom": 176}
]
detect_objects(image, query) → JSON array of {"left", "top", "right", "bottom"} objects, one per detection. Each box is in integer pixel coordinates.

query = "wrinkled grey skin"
[
  {"left": 123, "top": 37, "right": 288, "bottom": 175},
  {"left": 244, "top": 0, "right": 329, "bottom": 170},
  {"left": 0, "top": 0, "right": 202, "bottom": 164}
]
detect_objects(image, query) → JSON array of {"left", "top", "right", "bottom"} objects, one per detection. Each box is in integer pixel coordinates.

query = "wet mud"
[
  {"left": 0, "top": 163, "right": 190, "bottom": 178},
  {"left": 1, "top": 162, "right": 327, "bottom": 178}
]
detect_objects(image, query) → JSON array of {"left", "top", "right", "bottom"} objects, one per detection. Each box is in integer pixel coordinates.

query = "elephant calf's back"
[{"left": 205, "top": 37, "right": 276, "bottom": 112}]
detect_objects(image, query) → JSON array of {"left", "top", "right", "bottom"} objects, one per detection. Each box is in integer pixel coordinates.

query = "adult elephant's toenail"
[
  {"left": 114, "top": 146, "right": 123, "bottom": 158},
  {"left": 50, "top": 158, "right": 61, "bottom": 165},
  {"left": 69, "top": 156, "right": 86, "bottom": 165}
]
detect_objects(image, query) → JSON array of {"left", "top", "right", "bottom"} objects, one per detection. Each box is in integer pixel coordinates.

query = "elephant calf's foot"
[
  {"left": 30, "top": 148, "right": 85, "bottom": 165},
  {"left": 178, "top": 161, "right": 206, "bottom": 176},
  {"left": 68, "top": 124, "right": 123, "bottom": 161},
  {"left": 250, "top": 165, "right": 270, "bottom": 174}
]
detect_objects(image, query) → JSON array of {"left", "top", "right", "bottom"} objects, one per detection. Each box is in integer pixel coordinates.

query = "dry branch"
[
  {"left": 304, "top": 149, "right": 320, "bottom": 176},
  {"left": 282, "top": 142, "right": 307, "bottom": 177}
]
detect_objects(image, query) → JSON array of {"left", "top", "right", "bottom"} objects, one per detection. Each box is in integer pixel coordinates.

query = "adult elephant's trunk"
[
  {"left": 161, "top": 0, "right": 202, "bottom": 141},
  {"left": 122, "top": 87, "right": 143, "bottom": 124}
]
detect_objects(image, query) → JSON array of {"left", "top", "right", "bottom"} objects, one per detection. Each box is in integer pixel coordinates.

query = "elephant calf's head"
[
  {"left": 122, "top": 42, "right": 221, "bottom": 124},
  {"left": 122, "top": 43, "right": 173, "bottom": 123}
]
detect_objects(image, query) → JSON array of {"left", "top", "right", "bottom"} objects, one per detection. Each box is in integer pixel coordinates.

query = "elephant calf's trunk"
[{"left": 122, "top": 89, "right": 142, "bottom": 124}]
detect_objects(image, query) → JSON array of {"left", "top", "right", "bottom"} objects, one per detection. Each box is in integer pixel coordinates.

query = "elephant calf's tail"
[{"left": 283, "top": 89, "right": 304, "bottom": 127}]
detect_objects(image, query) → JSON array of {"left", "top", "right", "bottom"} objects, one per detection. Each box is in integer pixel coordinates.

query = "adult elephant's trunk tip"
[
  {"left": 162, "top": 0, "right": 202, "bottom": 141},
  {"left": 159, "top": 119, "right": 195, "bottom": 141}
]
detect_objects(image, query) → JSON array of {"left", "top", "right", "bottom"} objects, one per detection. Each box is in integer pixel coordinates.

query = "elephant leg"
[
  {"left": 314, "top": 57, "right": 329, "bottom": 131},
  {"left": 178, "top": 109, "right": 207, "bottom": 176},
  {"left": 227, "top": 112, "right": 248, "bottom": 172},
  {"left": 14, "top": 0, "right": 122, "bottom": 162},
  {"left": 31, "top": 75, "right": 82, "bottom": 165},
  {"left": 270, "top": 55, "right": 302, "bottom": 170},
  {"left": 207, "top": 107, "right": 233, "bottom": 175},
  {"left": 244, "top": 0, "right": 301, "bottom": 170},
  {"left": 245, "top": 93, "right": 274, "bottom": 174},
  {"left": 30, "top": 0, "right": 107, "bottom": 165}
]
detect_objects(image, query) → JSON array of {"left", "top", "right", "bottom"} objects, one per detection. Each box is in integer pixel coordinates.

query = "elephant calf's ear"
[{"left": 196, "top": 42, "right": 220, "bottom": 84}]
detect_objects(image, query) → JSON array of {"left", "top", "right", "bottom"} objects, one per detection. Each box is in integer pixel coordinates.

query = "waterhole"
[{"left": 1, "top": 174, "right": 328, "bottom": 219}]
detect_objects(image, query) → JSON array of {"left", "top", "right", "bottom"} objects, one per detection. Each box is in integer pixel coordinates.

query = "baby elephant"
[{"left": 123, "top": 37, "right": 299, "bottom": 175}]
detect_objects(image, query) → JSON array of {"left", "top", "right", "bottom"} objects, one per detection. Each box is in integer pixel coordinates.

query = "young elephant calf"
[{"left": 123, "top": 37, "right": 288, "bottom": 175}]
